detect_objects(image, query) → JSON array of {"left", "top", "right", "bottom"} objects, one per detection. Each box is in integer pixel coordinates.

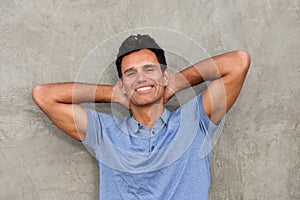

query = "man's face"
[{"left": 119, "top": 49, "right": 169, "bottom": 107}]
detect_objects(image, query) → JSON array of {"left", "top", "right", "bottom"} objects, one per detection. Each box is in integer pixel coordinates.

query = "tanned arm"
[
  {"left": 32, "top": 83, "right": 128, "bottom": 141},
  {"left": 165, "top": 50, "right": 251, "bottom": 124}
]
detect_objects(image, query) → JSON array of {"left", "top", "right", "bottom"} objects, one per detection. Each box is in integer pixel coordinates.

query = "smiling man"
[
  {"left": 32, "top": 34, "right": 250, "bottom": 199},
  {"left": 119, "top": 48, "right": 170, "bottom": 128}
]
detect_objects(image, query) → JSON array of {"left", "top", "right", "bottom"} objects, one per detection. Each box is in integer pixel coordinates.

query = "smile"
[{"left": 135, "top": 86, "right": 153, "bottom": 92}]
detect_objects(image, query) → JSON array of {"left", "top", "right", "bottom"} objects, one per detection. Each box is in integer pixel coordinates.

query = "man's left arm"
[{"left": 165, "top": 50, "right": 251, "bottom": 124}]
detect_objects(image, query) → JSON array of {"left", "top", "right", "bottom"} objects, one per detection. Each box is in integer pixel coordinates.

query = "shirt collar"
[{"left": 127, "top": 108, "right": 170, "bottom": 135}]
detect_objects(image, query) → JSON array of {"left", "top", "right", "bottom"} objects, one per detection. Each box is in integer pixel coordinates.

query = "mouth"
[{"left": 135, "top": 85, "right": 154, "bottom": 92}]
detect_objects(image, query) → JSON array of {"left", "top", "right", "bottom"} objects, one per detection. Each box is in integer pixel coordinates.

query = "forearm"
[
  {"left": 173, "top": 50, "right": 249, "bottom": 91},
  {"left": 33, "top": 82, "right": 114, "bottom": 105}
]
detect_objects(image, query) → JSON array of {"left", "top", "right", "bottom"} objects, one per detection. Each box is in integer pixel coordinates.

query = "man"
[{"left": 32, "top": 34, "right": 250, "bottom": 199}]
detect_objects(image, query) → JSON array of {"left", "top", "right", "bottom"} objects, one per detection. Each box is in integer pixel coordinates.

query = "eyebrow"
[
  {"left": 124, "top": 64, "right": 159, "bottom": 74},
  {"left": 143, "top": 64, "right": 159, "bottom": 69}
]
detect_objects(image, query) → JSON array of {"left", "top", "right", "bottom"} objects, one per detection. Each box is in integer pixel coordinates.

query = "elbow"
[
  {"left": 32, "top": 84, "right": 47, "bottom": 107},
  {"left": 228, "top": 50, "right": 251, "bottom": 76},
  {"left": 237, "top": 50, "right": 251, "bottom": 73}
]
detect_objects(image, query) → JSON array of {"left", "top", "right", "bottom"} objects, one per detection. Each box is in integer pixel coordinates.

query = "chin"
[{"left": 130, "top": 98, "right": 163, "bottom": 108}]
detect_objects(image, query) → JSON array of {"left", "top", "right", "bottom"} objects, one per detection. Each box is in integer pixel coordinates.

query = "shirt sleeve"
[
  {"left": 81, "top": 108, "right": 103, "bottom": 153},
  {"left": 197, "top": 93, "right": 220, "bottom": 138},
  {"left": 197, "top": 92, "right": 223, "bottom": 160}
]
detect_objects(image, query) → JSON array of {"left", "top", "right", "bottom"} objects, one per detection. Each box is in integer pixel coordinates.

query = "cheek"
[
  {"left": 155, "top": 76, "right": 166, "bottom": 86},
  {"left": 122, "top": 81, "right": 134, "bottom": 93}
]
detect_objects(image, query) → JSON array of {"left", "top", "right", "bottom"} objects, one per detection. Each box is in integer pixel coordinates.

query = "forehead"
[{"left": 121, "top": 49, "right": 159, "bottom": 72}]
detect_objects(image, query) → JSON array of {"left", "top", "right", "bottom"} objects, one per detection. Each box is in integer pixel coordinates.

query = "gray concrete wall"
[{"left": 1, "top": 0, "right": 299, "bottom": 199}]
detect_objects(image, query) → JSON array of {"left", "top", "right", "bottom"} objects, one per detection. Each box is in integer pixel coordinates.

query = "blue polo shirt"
[{"left": 82, "top": 93, "right": 219, "bottom": 200}]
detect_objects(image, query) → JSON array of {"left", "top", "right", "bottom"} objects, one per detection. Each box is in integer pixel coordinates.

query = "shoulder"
[
  {"left": 178, "top": 92, "right": 203, "bottom": 112},
  {"left": 178, "top": 92, "right": 217, "bottom": 126},
  {"left": 85, "top": 108, "right": 123, "bottom": 128}
]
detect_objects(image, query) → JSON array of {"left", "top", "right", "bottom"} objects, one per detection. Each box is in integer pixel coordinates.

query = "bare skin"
[
  {"left": 32, "top": 49, "right": 250, "bottom": 141},
  {"left": 118, "top": 49, "right": 170, "bottom": 128}
]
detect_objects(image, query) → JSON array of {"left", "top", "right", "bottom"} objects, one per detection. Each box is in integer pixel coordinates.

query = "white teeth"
[{"left": 136, "top": 86, "right": 152, "bottom": 92}]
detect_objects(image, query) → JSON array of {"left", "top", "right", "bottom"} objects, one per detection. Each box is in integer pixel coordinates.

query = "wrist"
[
  {"left": 110, "top": 85, "right": 118, "bottom": 103},
  {"left": 173, "top": 73, "right": 189, "bottom": 92}
]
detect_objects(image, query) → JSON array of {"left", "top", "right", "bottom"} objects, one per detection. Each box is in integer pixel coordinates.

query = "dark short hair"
[{"left": 116, "top": 34, "right": 167, "bottom": 78}]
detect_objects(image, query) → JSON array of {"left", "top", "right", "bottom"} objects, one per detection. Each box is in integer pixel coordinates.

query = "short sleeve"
[
  {"left": 81, "top": 108, "right": 102, "bottom": 153},
  {"left": 197, "top": 93, "right": 220, "bottom": 138}
]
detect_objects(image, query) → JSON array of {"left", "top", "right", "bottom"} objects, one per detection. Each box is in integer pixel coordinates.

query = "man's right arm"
[{"left": 32, "top": 83, "right": 128, "bottom": 141}]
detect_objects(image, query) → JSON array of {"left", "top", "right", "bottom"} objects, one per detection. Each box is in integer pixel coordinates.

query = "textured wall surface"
[{"left": 1, "top": 0, "right": 299, "bottom": 199}]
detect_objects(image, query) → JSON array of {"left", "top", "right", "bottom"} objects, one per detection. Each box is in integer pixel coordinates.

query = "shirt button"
[
  {"left": 151, "top": 146, "right": 155, "bottom": 151},
  {"left": 152, "top": 131, "right": 155, "bottom": 135},
  {"left": 138, "top": 123, "right": 143, "bottom": 129}
]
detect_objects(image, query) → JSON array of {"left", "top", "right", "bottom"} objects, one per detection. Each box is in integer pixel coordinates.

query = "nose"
[{"left": 136, "top": 71, "right": 147, "bottom": 83}]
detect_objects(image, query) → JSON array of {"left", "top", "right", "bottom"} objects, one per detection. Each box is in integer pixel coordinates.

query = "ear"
[
  {"left": 118, "top": 78, "right": 126, "bottom": 94},
  {"left": 163, "top": 69, "right": 170, "bottom": 87}
]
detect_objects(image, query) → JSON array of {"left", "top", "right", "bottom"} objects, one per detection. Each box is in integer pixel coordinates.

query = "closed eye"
[
  {"left": 124, "top": 69, "right": 137, "bottom": 77},
  {"left": 146, "top": 68, "right": 154, "bottom": 72},
  {"left": 144, "top": 64, "right": 158, "bottom": 73}
]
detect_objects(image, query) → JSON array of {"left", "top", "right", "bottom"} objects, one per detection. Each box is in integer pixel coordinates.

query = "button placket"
[
  {"left": 149, "top": 129, "right": 157, "bottom": 152},
  {"left": 151, "top": 145, "right": 155, "bottom": 151},
  {"left": 138, "top": 123, "right": 143, "bottom": 130}
]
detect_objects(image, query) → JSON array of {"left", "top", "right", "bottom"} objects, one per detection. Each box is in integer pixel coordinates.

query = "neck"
[{"left": 130, "top": 101, "right": 165, "bottom": 129}]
